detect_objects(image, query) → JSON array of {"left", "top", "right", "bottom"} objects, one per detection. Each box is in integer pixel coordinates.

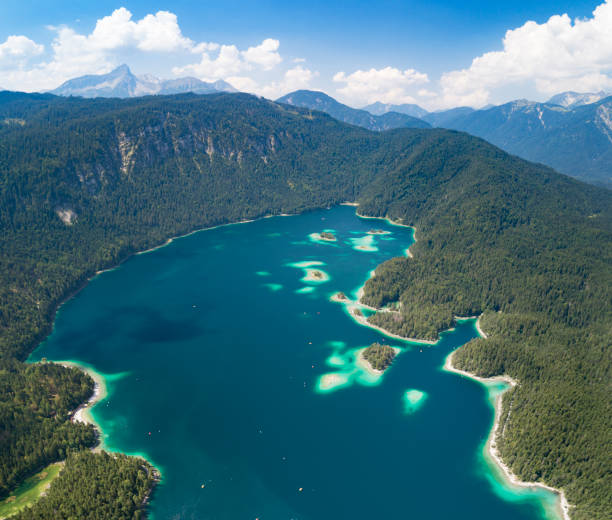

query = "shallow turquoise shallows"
[{"left": 30, "top": 206, "right": 561, "bottom": 520}]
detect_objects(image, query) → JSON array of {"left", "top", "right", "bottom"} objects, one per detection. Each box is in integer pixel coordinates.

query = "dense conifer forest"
[
  {"left": 0, "top": 91, "right": 609, "bottom": 518},
  {"left": 13, "top": 451, "right": 156, "bottom": 520},
  {"left": 362, "top": 343, "right": 396, "bottom": 371}
]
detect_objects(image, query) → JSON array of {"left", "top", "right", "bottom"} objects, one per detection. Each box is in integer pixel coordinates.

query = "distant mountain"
[
  {"left": 547, "top": 91, "right": 609, "bottom": 109},
  {"left": 276, "top": 90, "right": 430, "bottom": 131},
  {"left": 427, "top": 97, "right": 612, "bottom": 188},
  {"left": 49, "top": 64, "right": 237, "bottom": 98},
  {"left": 422, "top": 107, "right": 476, "bottom": 127},
  {"left": 362, "top": 101, "right": 428, "bottom": 119}
]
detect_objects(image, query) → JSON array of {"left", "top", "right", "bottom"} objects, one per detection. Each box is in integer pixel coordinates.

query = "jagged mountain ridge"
[{"left": 49, "top": 64, "right": 236, "bottom": 98}]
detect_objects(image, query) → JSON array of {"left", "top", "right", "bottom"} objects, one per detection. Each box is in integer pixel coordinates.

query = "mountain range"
[
  {"left": 49, "top": 64, "right": 236, "bottom": 98},
  {"left": 43, "top": 65, "right": 611, "bottom": 187},
  {"left": 276, "top": 90, "right": 430, "bottom": 131},
  {"left": 426, "top": 97, "right": 612, "bottom": 187},
  {"left": 284, "top": 89, "right": 612, "bottom": 188}
]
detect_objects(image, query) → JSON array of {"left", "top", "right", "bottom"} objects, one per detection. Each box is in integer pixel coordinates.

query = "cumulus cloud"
[
  {"left": 174, "top": 38, "right": 282, "bottom": 81},
  {"left": 333, "top": 66, "right": 429, "bottom": 105},
  {"left": 438, "top": 0, "right": 612, "bottom": 108},
  {"left": 241, "top": 38, "right": 281, "bottom": 69},
  {"left": 0, "top": 35, "right": 44, "bottom": 63},
  {"left": 87, "top": 7, "right": 194, "bottom": 52},
  {"left": 229, "top": 65, "right": 317, "bottom": 99}
]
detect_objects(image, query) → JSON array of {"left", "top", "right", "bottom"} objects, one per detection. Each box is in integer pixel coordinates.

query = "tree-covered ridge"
[
  {"left": 362, "top": 343, "right": 396, "bottom": 371},
  {"left": 0, "top": 360, "right": 96, "bottom": 498},
  {"left": 276, "top": 89, "right": 431, "bottom": 131},
  {"left": 357, "top": 131, "right": 612, "bottom": 519},
  {"left": 0, "top": 91, "right": 609, "bottom": 518},
  {"left": 13, "top": 451, "right": 157, "bottom": 520}
]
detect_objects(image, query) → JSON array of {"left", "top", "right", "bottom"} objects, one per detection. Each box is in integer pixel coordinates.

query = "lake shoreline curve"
[{"left": 443, "top": 349, "right": 571, "bottom": 520}]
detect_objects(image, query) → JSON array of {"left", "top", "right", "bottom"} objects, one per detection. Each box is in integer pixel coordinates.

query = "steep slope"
[
  {"left": 0, "top": 92, "right": 610, "bottom": 519},
  {"left": 276, "top": 90, "right": 430, "bottom": 130},
  {"left": 427, "top": 98, "right": 612, "bottom": 188},
  {"left": 49, "top": 64, "right": 236, "bottom": 98}
]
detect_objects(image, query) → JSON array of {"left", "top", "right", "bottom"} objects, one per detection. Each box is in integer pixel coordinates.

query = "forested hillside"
[
  {"left": 0, "top": 91, "right": 610, "bottom": 518},
  {"left": 357, "top": 131, "right": 612, "bottom": 519},
  {"left": 276, "top": 90, "right": 431, "bottom": 131}
]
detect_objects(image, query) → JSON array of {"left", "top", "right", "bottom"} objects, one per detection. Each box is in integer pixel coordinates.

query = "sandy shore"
[
  {"left": 475, "top": 317, "right": 488, "bottom": 338},
  {"left": 355, "top": 347, "right": 401, "bottom": 377},
  {"left": 343, "top": 269, "right": 438, "bottom": 345},
  {"left": 329, "top": 268, "right": 438, "bottom": 344},
  {"left": 356, "top": 211, "right": 415, "bottom": 230},
  {"left": 444, "top": 351, "right": 571, "bottom": 520},
  {"left": 355, "top": 211, "right": 417, "bottom": 258},
  {"left": 59, "top": 362, "right": 107, "bottom": 448},
  {"left": 349, "top": 305, "right": 438, "bottom": 344},
  {"left": 454, "top": 315, "right": 489, "bottom": 339}
]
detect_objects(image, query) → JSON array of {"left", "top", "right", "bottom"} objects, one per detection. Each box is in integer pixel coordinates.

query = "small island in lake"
[
  {"left": 367, "top": 229, "right": 390, "bottom": 235},
  {"left": 336, "top": 291, "right": 347, "bottom": 300},
  {"left": 303, "top": 268, "right": 330, "bottom": 282},
  {"left": 361, "top": 342, "right": 397, "bottom": 371},
  {"left": 319, "top": 231, "right": 337, "bottom": 241}
]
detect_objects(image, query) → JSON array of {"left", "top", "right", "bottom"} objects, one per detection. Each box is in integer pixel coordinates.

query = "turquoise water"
[{"left": 30, "top": 206, "right": 561, "bottom": 519}]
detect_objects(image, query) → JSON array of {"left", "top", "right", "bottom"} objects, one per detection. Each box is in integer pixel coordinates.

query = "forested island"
[
  {"left": 361, "top": 343, "right": 397, "bottom": 371},
  {"left": 0, "top": 91, "right": 609, "bottom": 518}
]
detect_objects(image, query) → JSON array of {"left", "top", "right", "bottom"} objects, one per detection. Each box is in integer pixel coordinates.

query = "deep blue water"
[{"left": 31, "top": 206, "right": 560, "bottom": 520}]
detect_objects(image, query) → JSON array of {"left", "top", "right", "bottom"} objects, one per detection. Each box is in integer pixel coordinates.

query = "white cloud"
[
  {"left": 0, "top": 7, "right": 285, "bottom": 92},
  {"left": 174, "top": 38, "right": 282, "bottom": 81},
  {"left": 229, "top": 65, "right": 317, "bottom": 99},
  {"left": 241, "top": 38, "right": 281, "bottom": 69},
  {"left": 175, "top": 44, "right": 244, "bottom": 80},
  {"left": 417, "top": 89, "right": 437, "bottom": 98},
  {"left": 438, "top": 0, "right": 612, "bottom": 108},
  {"left": 0, "top": 36, "right": 44, "bottom": 63},
  {"left": 225, "top": 75, "right": 260, "bottom": 92},
  {"left": 87, "top": 7, "right": 194, "bottom": 52},
  {"left": 332, "top": 66, "right": 429, "bottom": 105}
]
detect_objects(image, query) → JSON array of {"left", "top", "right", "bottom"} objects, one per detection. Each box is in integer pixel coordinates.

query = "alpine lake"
[{"left": 30, "top": 205, "right": 564, "bottom": 520}]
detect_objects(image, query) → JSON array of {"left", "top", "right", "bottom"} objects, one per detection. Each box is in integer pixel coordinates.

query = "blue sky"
[{"left": 1, "top": 1, "right": 610, "bottom": 109}]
